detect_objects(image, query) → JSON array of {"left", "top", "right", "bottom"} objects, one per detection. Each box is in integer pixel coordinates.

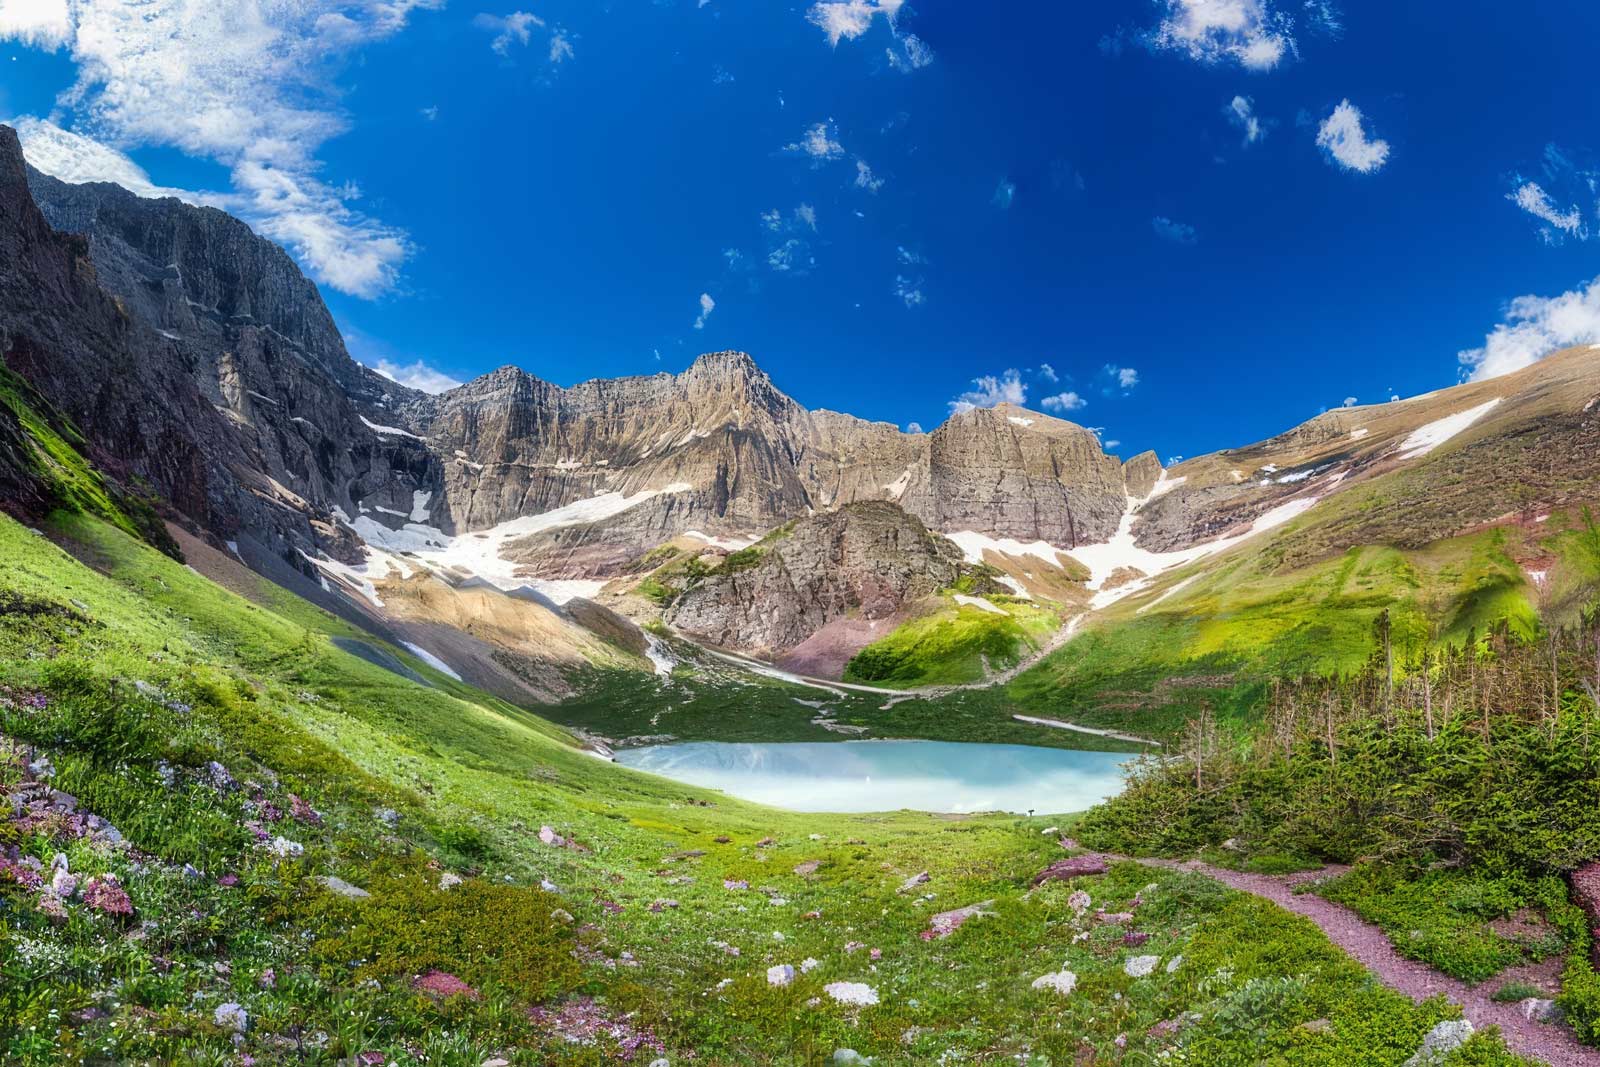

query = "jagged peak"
[{"left": 685, "top": 350, "right": 767, "bottom": 381}]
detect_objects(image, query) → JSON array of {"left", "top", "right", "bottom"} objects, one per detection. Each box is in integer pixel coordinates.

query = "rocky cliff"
[{"left": 666, "top": 501, "right": 964, "bottom": 654}]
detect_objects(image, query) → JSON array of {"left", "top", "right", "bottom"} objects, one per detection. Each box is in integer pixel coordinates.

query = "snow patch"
[
  {"left": 1396, "top": 398, "right": 1501, "bottom": 459},
  {"left": 995, "top": 575, "right": 1033, "bottom": 599},
  {"left": 401, "top": 642, "right": 462, "bottom": 681},
  {"left": 410, "top": 490, "right": 433, "bottom": 523},
  {"left": 360, "top": 415, "right": 424, "bottom": 440},
  {"left": 946, "top": 531, "right": 1067, "bottom": 569},
  {"left": 953, "top": 593, "right": 1007, "bottom": 616},
  {"left": 884, "top": 466, "right": 914, "bottom": 501},
  {"left": 684, "top": 530, "right": 759, "bottom": 551}
]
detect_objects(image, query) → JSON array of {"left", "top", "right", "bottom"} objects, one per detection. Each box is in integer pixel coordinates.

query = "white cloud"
[
  {"left": 3, "top": 1, "right": 442, "bottom": 299},
  {"left": 993, "top": 178, "right": 1016, "bottom": 210},
  {"left": 1103, "top": 439, "right": 1122, "bottom": 449},
  {"left": 1041, "top": 391, "right": 1087, "bottom": 412},
  {"left": 0, "top": 0, "right": 71, "bottom": 49},
  {"left": 896, "top": 245, "right": 925, "bottom": 266},
  {"left": 795, "top": 202, "right": 818, "bottom": 231},
  {"left": 1316, "top": 100, "right": 1390, "bottom": 174},
  {"left": 805, "top": 0, "right": 904, "bottom": 46},
  {"left": 1106, "top": 366, "right": 1140, "bottom": 389},
  {"left": 905, "top": 421, "right": 924, "bottom": 434},
  {"left": 1151, "top": 216, "right": 1197, "bottom": 244},
  {"left": 419, "top": 105, "right": 439, "bottom": 121},
  {"left": 854, "top": 158, "right": 884, "bottom": 192},
  {"left": 692, "top": 292, "right": 716, "bottom": 330},
  {"left": 950, "top": 369, "right": 1026, "bottom": 415},
  {"left": 369, "top": 358, "right": 462, "bottom": 394},
  {"left": 549, "top": 29, "right": 574, "bottom": 63},
  {"left": 1458, "top": 277, "right": 1600, "bottom": 381},
  {"left": 1038, "top": 363, "right": 1058, "bottom": 383},
  {"left": 786, "top": 120, "right": 845, "bottom": 162},
  {"left": 1508, "top": 181, "right": 1584, "bottom": 242},
  {"left": 1150, "top": 0, "right": 1294, "bottom": 71},
  {"left": 1341, "top": 395, "right": 1358, "bottom": 407},
  {"left": 768, "top": 238, "right": 811, "bottom": 272},
  {"left": 474, "top": 11, "right": 542, "bottom": 55},
  {"left": 886, "top": 32, "right": 934, "bottom": 72},
  {"left": 1226, "top": 94, "right": 1265, "bottom": 145},
  {"left": 11, "top": 118, "right": 217, "bottom": 202},
  {"left": 894, "top": 275, "right": 924, "bottom": 307}
]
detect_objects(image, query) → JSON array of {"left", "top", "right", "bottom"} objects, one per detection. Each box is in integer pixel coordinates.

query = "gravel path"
[{"left": 1138, "top": 858, "right": 1600, "bottom": 1066}]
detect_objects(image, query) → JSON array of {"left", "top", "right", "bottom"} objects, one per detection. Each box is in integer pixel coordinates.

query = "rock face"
[
  {"left": 23, "top": 157, "right": 440, "bottom": 555},
  {"left": 668, "top": 502, "right": 963, "bottom": 654}
]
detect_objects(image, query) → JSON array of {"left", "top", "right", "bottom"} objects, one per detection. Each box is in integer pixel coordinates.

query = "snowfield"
[{"left": 1396, "top": 398, "right": 1501, "bottom": 459}]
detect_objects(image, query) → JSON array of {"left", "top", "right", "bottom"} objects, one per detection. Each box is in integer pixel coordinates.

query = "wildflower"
[
  {"left": 412, "top": 970, "right": 480, "bottom": 1000},
  {"left": 289, "top": 794, "right": 322, "bottom": 826},
  {"left": 82, "top": 874, "right": 133, "bottom": 916}
]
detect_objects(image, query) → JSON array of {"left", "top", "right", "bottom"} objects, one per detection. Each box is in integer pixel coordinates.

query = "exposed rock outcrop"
[{"left": 667, "top": 502, "right": 963, "bottom": 654}]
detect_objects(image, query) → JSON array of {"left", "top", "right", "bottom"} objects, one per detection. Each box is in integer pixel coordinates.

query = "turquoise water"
[{"left": 614, "top": 739, "right": 1130, "bottom": 814}]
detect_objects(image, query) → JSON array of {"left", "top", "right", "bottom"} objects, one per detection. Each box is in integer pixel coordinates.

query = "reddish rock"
[{"left": 1031, "top": 855, "right": 1109, "bottom": 886}]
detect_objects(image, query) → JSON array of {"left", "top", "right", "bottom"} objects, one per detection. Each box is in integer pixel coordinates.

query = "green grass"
[
  {"left": 844, "top": 596, "right": 1060, "bottom": 688},
  {"left": 0, "top": 508, "right": 1535, "bottom": 1065}
]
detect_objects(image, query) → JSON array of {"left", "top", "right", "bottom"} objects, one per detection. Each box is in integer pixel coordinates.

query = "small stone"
[
  {"left": 1404, "top": 1020, "right": 1474, "bottom": 1066},
  {"left": 794, "top": 860, "right": 821, "bottom": 877},
  {"left": 550, "top": 908, "right": 574, "bottom": 924},
  {"left": 1295, "top": 1018, "right": 1333, "bottom": 1035},
  {"left": 767, "top": 964, "right": 795, "bottom": 987},
  {"left": 1520, "top": 997, "right": 1557, "bottom": 1023},
  {"left": 1165, "top": 954, "right": 1183, "bottom": 973},
  {"left": 832, "top": 1050, "right": 873, "bottom": 1065},
  {"left": 801, "top": 957, "right": 821, "bottom": 972},
  {"left": 897, "top": 871, "right": 930, "bottom": 894},
  {"left": 539, "top": 825, "right": 565, "bottom": 847},
  {"left": 439, "top": 872, "right": 463, "bottom": 890},
  {"left": 316, "top": 876, "right": 370, "bottom": 899},
  {"left": 1124, "top": 955, "right": 1159, "bottom": 978},
  {"left": 1031, "top": 970, "right": 1077, "bottom": 995}
]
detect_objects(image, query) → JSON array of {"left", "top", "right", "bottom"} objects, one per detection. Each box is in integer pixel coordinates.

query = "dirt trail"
[{"left": 1136, "top": 858, "right": 1600, "bottom": 1066}]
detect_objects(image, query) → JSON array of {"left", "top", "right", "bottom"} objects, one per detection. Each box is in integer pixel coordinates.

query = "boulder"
[
  {"left": 1032, "top": 855, "right": 1108, "bottom": 886},
  {"left": 1403, "top": 1020, "right": 1473, "bottom": 1067}
]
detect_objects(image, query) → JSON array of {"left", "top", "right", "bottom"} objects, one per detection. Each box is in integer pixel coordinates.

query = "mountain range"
[{"left": 3, "top": 122, "right": 1598, "bottom": 722}]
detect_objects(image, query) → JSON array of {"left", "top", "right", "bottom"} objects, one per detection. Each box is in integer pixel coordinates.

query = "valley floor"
[{"left": 0, "top": 511, "right": 1560, "bottom": 1065}]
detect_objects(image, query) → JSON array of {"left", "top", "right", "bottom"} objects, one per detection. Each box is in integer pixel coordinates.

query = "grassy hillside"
[
  {"left": 0, "top": 509, "right": 1536, "bottom": 1065},
  {"left": 843, "top": 595, "right": 1061, "bottom": 688},
  {"left": 1004, "top": 515, "right": 1592, "bottom": 739}
]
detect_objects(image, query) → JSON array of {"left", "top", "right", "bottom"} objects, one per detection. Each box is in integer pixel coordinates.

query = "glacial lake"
[{"left": 614, "top": 740, "right": 1131, "bottom": 815}]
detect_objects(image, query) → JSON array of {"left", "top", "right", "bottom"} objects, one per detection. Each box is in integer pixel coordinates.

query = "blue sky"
[{"left": 5, "top": 1, "right": 1600, "bottom": 462}]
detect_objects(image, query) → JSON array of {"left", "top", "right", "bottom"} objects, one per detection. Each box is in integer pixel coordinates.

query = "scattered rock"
[
  {"left": 1165, "top": 954, "right": 1183, "bottom": 974},
  {"left": 550, "top": 908, "right": 574, "bottom": 924},
  {"left": 1040, "top": 826, "right": 1060, "bottom": 835},
  {"left": 897, "top": 871, "right": 930, "bottom": 894},
  {"left": 922, "top": 900, "right": 995, "bottom": 940},
  {"left": 1123, "top": 955, "right": 1159, "bottom": 978},
  {"left": 1031, "top": 970, "right": 1077, "bottom": 995},
  {"left": 832, "top": 1050, "right": 873, "bottom": 1065},
  {"left": 1404, "top": 1020, "right": 1474, "bottom": 1066},
  {"left": 794, "top": 860, "right": 822, "bottom": 877},
  {"left": 1032, "top": 855, "right": 1108, "bottom": 886},
  {"left": 1520, "top": 997, "right": 1558, "bottom": 1023},
  {"left": 768, "top": 964, "right": 795, "bottom": 987},
  {"left": 439, "top": 872, "right": 463, "bottom": 890},
  {"left": 316, "top": 876, "right": 370, "bottom": 899},
  {"left": 539, "top": 825, "right": 565, "bottom": 847},
  {"left": 1295, "top": 1018, "right": 1333, "bottom": 1035}
]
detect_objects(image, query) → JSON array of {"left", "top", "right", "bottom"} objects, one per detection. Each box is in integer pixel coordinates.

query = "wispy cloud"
[
  {"left": 949, "top": 370, "right": 1026, "bottom": 415},
  {"left": 1038, "top": 363, "right": 1059, "bottom": 383},
  {"left": 1508, "top": 182, "right": 1585, "bottom": 243},
  {"left": 894, "top": 275, "right": 925, "bottom": 307},
  {"left": 886, "top": 32, "right": 934, "bottom": 72},
  {"left": 474, "top": 11, "right": 543, "bottom": 56},
  {"left": 692, "top": 292, "right": 716, "bottom": 330},
  {"left": 1226, "top": 94, "right": 1268, "bottom": 145},
  {"left": 1151, "top": 216, "right": 1197, "bottom": 244},
  {"left": 992, "top": 178, "right": 1017, "bottom": 210},
  {"left": 854, "top": 158, "right": 884, "bottom": 192},
  {"left": 3, "top": 1, "right": 443, "bottom": 299},
  {"left": 785, "top": 120, "right": 845, "bottom": 162},
  {"left": 1316, "top": 100, "right": 1390, "bottom": 173},
  {"left": 1458, "top": 277, "right": 1600, "bottom": 381}
]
